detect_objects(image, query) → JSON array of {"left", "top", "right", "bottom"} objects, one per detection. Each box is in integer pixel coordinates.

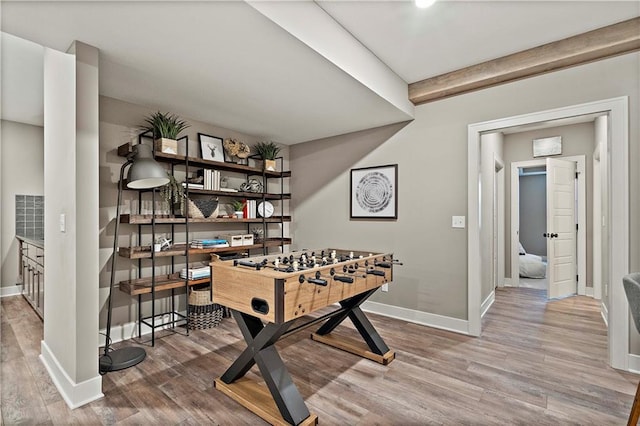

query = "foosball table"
[{"left": 211, "top": 248, "right": 400, "bottom": 425}]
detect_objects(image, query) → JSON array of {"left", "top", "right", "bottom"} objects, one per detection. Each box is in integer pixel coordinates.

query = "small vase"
[
  {"left": 235, "top": 211, "right": 244, "bottom": 219},
  {"left": 264, "top": 159, "right": 277, "bottom": 171}
]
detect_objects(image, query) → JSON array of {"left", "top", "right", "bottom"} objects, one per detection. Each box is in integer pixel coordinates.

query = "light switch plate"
[
  {"left": 381, "top": 283, "right": 389, "bottom": 292},
  {"left": 59, "top": 213, "right": 66, "bottom": 232},
  {"left": 452, "top": 216, "right": 466, "bottom": 228}
]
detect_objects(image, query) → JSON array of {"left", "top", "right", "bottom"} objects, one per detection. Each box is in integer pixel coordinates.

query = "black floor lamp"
[{"left": 99, "top": 143, "right": 169, "bottom": 374}]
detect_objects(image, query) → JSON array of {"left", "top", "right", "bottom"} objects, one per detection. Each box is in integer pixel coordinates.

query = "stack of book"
[
  {"left": 243, "top": 199, "right": 257, "bottom": 219},
  {"left": 190, "top": 238, "right": 229, "bottom": 249},
  {"left": 179, "top": 266, "right": 210, "bottom": 280},
  {"left": 203, "top": 169, "right": 221, "bottom": 190}
]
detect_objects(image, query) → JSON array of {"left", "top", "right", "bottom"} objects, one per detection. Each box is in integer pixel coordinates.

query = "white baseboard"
[
  {"left": 503, "top": 278, "right": 512, "bottom": 287},
  {"left": 361, "top": 301, "right": 469, "bottom": 335},
  {"left": 99, "top": 311, "right": 186, "bottom": 346},
  {"left": 40, "top": 340, "right": 103, "bottom": 409},
  {"left": 586, "top": 287, "right": 594, "bottom": 297},
  {"left": 601, "top": 301, "right": 609, "bottom": 328},
  {"left": 1, "top": 285, "right": 22, "bottom": 298},
  {"left": 481, "top": 291, "right": 495, "bottom": 318},
  {"left": 628, "top": 354, "right": 640, "bottom": 374}
]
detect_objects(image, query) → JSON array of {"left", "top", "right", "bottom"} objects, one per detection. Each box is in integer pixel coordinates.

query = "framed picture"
[
  {"left": 350, "top": 164, "right": 398, "bottom": 219},
  {"left": 222, "top": 138, "right": 250, "bottom": 165},
  {"left": 198, "top": 133, "right": 224, "bottom": 162},
  {"left": 532, "top": 136, "right": 562, "bottom": 157}
]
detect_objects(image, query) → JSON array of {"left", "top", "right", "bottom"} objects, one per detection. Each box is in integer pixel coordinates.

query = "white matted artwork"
[
  {"left": 198, "top": 133, "right": 225, "bottom": 162},
  {"left": 350, "top": 164, "right": 398, "bottom": 219},
  {"left": 532, "top": 136, "right": 562, "bottom": 157}
]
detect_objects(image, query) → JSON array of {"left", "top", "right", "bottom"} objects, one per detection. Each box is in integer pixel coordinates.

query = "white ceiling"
[{"left": 1, "top": 1, "right": 638, "bottom": 144}]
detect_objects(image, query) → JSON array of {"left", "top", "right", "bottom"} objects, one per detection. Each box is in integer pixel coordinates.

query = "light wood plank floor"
[{"left": 2, "top": 288, "right": 638, "bottom": 425}]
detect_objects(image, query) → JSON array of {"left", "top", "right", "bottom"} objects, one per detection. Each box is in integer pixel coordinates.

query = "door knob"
[{"left": 551, "top": 233, "right": 558, "bottom": 238}]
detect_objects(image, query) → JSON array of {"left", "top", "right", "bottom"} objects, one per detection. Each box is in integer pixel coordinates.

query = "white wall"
[
  {"left": 42, "top": 42, "right": 102, "bottom": 409},
  {"left": 290, "top": 52, "right": 639, "bottom": 326},
  {"left": 0, "top": 120, "right": 44, "bottom": 288}
]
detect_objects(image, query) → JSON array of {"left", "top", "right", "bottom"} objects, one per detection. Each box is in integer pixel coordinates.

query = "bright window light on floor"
[{"left": 415, "top": 0, "right": 436, "bottom": 8}]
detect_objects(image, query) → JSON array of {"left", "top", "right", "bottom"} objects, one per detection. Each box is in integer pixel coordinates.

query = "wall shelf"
[
  {"left": 115, "top": 137, "right": 291, "bottom": 345},
  {"left": 117, "top": 142, "right": 291, "bottom": 178},
  {"left": 118, "top": 238, "right": 293, "bottom": 259},
  {"left": 119, "top": 214, "right": 291, "bottom": 224},
  {"left": 118, "top": 273, "right": 210, "bottom": 296}
]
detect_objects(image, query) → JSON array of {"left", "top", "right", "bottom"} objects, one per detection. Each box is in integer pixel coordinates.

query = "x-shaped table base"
[{"left": 215, "top": 290, "right": 395, "bottom": 425}]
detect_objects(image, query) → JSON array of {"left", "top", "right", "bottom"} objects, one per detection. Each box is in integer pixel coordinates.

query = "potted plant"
[
  {"left": 231, "top": 199, "right": 246, "bottom": 219},
  {"left": 253, "top": 141, "right": 281, "bottom": 171},
  {"left": 143, "top": 111, "right": 190, "bottom": 155},
  {"left": 159, "top": 173, "right": 184, "bottom": 216}
]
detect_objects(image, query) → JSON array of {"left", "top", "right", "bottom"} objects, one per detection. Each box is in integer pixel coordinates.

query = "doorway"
[
  {"left": 509, "top": 156, "right": 586, "bottom": 298},
  {"left": 467, "top": 97, "right": 629, "bottom": 370}
]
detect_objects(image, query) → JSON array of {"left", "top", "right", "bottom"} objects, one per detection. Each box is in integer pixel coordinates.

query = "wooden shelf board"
[
  {"left": 118, "top": 273, "right": 210, "bottom": 296},
  {"left": 120, "top": 214, "right": 291, "bottom": 224},
  {"left": 117, "top": 143, "right": 291, "bottom": 178},
  {"left": 119, "top": 238, "right": 292, "bottom": 259},
  {"left": 184, "top": 189, "right": 291, "bottom": 200}
]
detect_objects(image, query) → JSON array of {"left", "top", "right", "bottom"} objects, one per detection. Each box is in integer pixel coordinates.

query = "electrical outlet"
[
  {"left": 452, "top": 216, "right": 465, "bottom": 228},
  {"left": 381, "top": 283, "right": 389, "bottom": 292}
]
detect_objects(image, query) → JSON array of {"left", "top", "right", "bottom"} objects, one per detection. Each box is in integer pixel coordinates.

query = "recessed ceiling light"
[{"left": 415, "top": 0, "right": 436, "bottom": 8}]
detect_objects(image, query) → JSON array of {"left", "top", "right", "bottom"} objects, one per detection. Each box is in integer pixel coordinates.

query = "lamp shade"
[{"left": 126, "top": 144, "right": 169, "bottom": 189}]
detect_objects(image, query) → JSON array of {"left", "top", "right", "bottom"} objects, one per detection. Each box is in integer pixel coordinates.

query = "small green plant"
[
  {"left": 159, "top": 173, "right": 184, "bottom": 214},
  {"left": 253, "top": 141, "right": 281, "bottom": 160},
  {"left": 231, "top": 199, "right": 245, "bottom": 212},
  {"left": 143, "top": 111, "right": 190, "bottom": 140}
]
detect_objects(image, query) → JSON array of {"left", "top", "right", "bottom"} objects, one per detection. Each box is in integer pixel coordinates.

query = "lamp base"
[{"left": 99, "top": 346, "right": 146, "bottom": 374}]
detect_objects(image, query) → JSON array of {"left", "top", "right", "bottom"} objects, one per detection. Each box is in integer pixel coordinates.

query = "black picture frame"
[
  {"left": 350, "top": 164, "right": 398, "bottom": 220},
  {"left": 198, "top": 133, "right": 225, "bottom": 162}
]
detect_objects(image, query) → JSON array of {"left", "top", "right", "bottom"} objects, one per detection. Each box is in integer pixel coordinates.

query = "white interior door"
[{"left": 546, "top": 158, "right": 577, "bottom": 299}]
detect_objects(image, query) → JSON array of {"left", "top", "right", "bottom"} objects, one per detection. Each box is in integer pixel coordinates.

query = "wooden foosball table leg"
[
  {"left": 310, "top": 290, "right": 396, "bottom": 365},
  {"left": 215, "top": 310, "right": 317, "bottom": 426}
]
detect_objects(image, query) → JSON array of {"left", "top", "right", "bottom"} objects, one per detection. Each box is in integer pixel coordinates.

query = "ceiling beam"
[{"left": 408, "top": 17, "right": 640, "bottom": 106}]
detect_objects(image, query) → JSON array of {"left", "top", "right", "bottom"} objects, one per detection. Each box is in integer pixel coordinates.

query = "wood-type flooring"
[{"left": 1, "top": 287, "right": 638, "bottom": 425}]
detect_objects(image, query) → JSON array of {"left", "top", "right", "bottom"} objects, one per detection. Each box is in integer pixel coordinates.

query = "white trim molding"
[
  {"left": 0, "top": 285, "right": 22, "bottom": 298},
  {"left": 601, "top": 301, "right": 609, "bottom": 328},
  {"left": 40, "top": 341, "right": 103, "bottom": 409},
  {"left": 468, "top": 96, "right": 629, "bottom": 369},
  {"left": 362, "top": 301, "right": 469, "bottom": 336},
  {"left": 628, "top": 354, "right": 640, "bottom": 374},
  {"left": 481, "top": 291, "right": 496, "bottom": 318}
]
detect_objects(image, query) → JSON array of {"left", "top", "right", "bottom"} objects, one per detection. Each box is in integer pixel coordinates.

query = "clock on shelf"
[{"left": 257, "top": 201, "right": 274, "bottom": 218}]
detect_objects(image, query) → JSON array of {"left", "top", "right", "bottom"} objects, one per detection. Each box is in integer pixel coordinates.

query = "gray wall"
[
  {"left": 504, "top": 122, "right": 595, "bottom": 284},
  {"left": 290, "top": 52, "right": 639, "bottom": 322},
  {"left": 519, "top": 174, "right": 546, "bottom": 257},
  {"left": 0, "top": 120, "right": 44, "bottom": 288}
]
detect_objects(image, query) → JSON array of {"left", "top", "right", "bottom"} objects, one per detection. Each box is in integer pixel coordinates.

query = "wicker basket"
[
  {"left": 188, "top": 287, "right": 224, "bottom": 329},
  {"left": 186, "top": 198, "right": 219, "bottom": 219}
]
